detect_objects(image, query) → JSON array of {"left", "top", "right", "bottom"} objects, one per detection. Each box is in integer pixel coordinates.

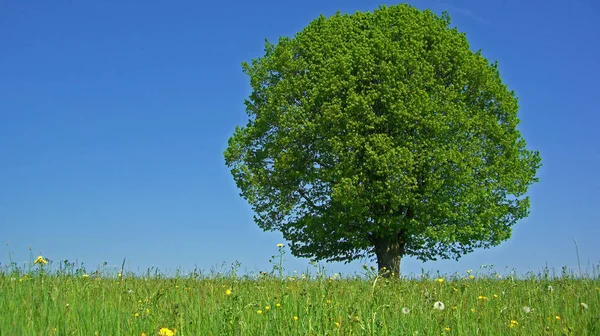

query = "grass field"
[{"left": 1, "top": 248, "right": 598, "bottom": 335}]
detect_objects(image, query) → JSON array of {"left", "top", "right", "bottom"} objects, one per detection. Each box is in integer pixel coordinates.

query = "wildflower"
[
  {"left": 276, "top": 303, "right": 281, "bottom": 308},
  {"left": 580, "top": 302, "right": 588, "bottom": 310},
  {"left": 478, "top": 296, "right": 488, "bottom": 301},
  {"left": 402, "top": 307, "right": 410, "bottom": 314},
  {"left": 225, "top": 289, "right": 231, "bottom": 296},
  {"left": 452, "top": 306, "right": 457, "bottom": 310},
  {"left": 128, "top": 290, "right": 133, "bottom": 294},
  {"left": 158, "top": 327, "right": 176, "bottom": 336},
  {"left": 326, "top": 299, "right": 332, "bottom": 304},
  {"left": 293, "top": 316, "right": 298, "bottom": 321},
  {"left": 134, "top": 312, "right": 139, "bottom": 317},
  {"left": 547, "top": 285, "right": 554, "bottom": 292},
  {"left": 436, "top": 278, "right": 444, "bottom": 283},
  {"left": 257, "top": 310, "right": 263, "bottom": 314},
  {"left": 522, "top": 306, "right": 531, "bottom": 314},
  {"left": 117, "top": 273, "right": 122, "bottom": 278},
  {"left": 277, "top": 243, "right": 284, "bottom": 247},
  {"left": 141, "top": 333, "right": 147, "bottom": 336},
  {"left": 433, "top": 301, "right": 445, "bottom": 311},
  {"left": 466, "top": 269, "right": 472, "bottom": 274},
  {"left": 493, "top": 294, "right": 498, "bottom": 298},
  {"left": 453, "top": 287, "right": 458, "bottom": 292},
  {"left": 469, "top": 275, "right": 475, "bottom": 279},
  {"left": 34, "top": 256, "right": 48, "bottom": 265},
  {"left": 510, "top": 320, "right": 518, "bottom": 328},
  {"left": 334, "top": 322, "right": 340, "bottom": 328},
  {"left": 145, "top": 308, "right": 150, "bottom": 314},
  {"left": 471, "top": 308, "right": 475, "bottom": 313},
  {"left": 444, "top": 327, "right": 451, "bottom": 331},
  {"left": 555, "top": 315, "right": 560, "bottom": 320},
  {"left": 10, "top": 277, "right": 16, "bottom": 282},
  {"left": 265, "top": 306, "right": 271, "bottom": 311}
]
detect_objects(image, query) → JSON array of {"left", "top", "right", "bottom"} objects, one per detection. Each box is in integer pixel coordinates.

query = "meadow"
[{"left": 1, "top": 248, "right": 598, "bottom": 335}]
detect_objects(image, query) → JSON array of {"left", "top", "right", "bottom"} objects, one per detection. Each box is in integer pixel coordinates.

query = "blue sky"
[{"left": 1, "top": 0, "right": 598, "bottom": 278}]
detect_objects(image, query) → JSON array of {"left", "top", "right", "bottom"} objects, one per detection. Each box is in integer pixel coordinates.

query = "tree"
[{"left": 224, "top": 4, "right": 541, "bottom": 277}]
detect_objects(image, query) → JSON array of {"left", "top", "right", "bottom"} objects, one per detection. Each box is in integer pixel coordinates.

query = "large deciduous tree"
[{"left": 224, "top": 4, "right": 541, "bottom": 276}]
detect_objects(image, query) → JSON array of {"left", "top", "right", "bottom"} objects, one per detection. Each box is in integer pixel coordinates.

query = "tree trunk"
[{"left": 374, "top": 235, "right": 405, "bottom": 278}]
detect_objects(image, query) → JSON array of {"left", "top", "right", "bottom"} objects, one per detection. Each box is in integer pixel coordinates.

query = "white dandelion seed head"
[
  {"left": 433, "top": 301, "right": 445, "bottom": 311},
  {"left": 522, "top": 306, "right": 531, "bottom": 314},
  {"left": 547, "top": 285, "right": 554, "bottom": 292},
  {"left": 580, "top": 302, "right": 589, "bottom": 310},
  {"left": 402, "top": 307, "right": 410, "bottom": 314}
]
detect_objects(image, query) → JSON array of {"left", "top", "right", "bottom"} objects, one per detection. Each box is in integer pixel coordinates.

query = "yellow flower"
[
  {"left": 466, "top": 269, "right": 472, "bottom": 274},
  {"left": 225, "top": 289, "right": 231, "bottom": 296},
  {"left": 145, "top": 308, "right": 150, "bottom": 314},
  {"left": 471, "top": 308, "right": 475, "bottom": 313},
  {"left": 158, "top": 327, "right": 176, "bottom": 336},
  {"left": 276, "top": 303, "right": 281, "bottom": 308},
  {"left": 510, "top": 320, "right": 518, "bottom": 328},
  {"left": 293, "top": 316, "right": 298, "bottom": 321},
  {"left": 436, "top": 278, "right": 444, "bottom": 283},
  {"left": 82, "top": 274, "right": 89, "bottom": 278},
  {"left": 134, "top": 312, "right": 139, "bottom": 317},
  {"left": 469, "top": 275, "right": 475, "bottom": 279},
  {"left": 257, "top": 310, "right": 263, "bottom": 314},
  {"left": 334, "top": 322, "right": 340, "bottom": 328},
  {"left": 478, "top": 296, "right": 488, "bottom": 301},
  {"left": 277, "top": 243, "right": 284, "bottom": 247},
  {"left": 265, "top": 306, "right": 271, "bottom": 311},
  {"left": 34, "top": 256, "right": 48, "bottom": 265},
  {"left": 555, "top": 315, "right": 560, "bottom": 320},
  {"left": 493, "top": 294, "right": 498, "bottom": 298},
  {"left": 445, "top": 327, "right": 451, "bottom": 331},
  {"left": 141, "top": 333, "right": 147, "bottom": 336}
]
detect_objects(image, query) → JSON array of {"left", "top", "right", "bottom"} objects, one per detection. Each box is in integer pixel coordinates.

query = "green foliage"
[{"left": 224, "top": 4, "right": 541, "bottom": 267}]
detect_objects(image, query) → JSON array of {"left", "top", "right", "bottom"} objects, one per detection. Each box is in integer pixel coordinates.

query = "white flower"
[
  {"left": 10, "top": 278, "right": 16, "bottom": 282},
  {"left": 402, "top": 307, "right": 410, "bottom": 314},
  {"left": 547, "top": 285, "right": 554, "bottom": 292},
  {"left": 522, "top": 306, "right": 531, "bottom": 314},
  {"left": 128, "top": 289, "right": 134, "bottom": 294},
  {"left": 580, "top": 302, "right": 589, "bottom": 310},
  {"left": 433, "top": 301, "right": 445, "bottom": 311}
]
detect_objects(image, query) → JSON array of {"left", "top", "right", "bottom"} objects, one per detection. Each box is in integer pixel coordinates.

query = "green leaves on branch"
[{"left": 224, "top": 4, "right": 541, "bottom": 268}]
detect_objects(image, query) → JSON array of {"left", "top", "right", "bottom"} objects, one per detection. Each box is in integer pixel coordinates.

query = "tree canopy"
[{"left": 224, "top": 4, "right": 541, "bottom": 276}]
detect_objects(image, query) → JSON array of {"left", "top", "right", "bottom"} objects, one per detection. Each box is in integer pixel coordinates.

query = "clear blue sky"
[{"left": 1, "top": 0, "right": 598, "bottom": 277}]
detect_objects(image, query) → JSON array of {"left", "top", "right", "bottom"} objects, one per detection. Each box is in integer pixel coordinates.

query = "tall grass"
[{"left": 1, "top": 249, "right": 598, "bottom": 335}]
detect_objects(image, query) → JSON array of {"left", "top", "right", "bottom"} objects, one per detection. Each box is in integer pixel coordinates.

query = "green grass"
[{"left": 1, "top": 254, "right": 598, "bottom": 335}]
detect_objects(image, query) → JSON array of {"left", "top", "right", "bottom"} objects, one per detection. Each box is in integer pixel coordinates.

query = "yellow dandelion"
[
  {"left": 445, "top": 327, "right": 451, "bottom": 331},
  {"left": 276, "top": 303, "right": 281, "bottom": 308},
  {"left": 158, "top": 327, "right": 176, "bottom": 336},
  {"left": 471, "top": 308, "right": 475, "bottom": 313},
  {"left": 555, "top": 315, "right": 560, "bottom": 320},
  {"left": 265, "top": 306, "right": 271, "bottom": 311},
  {"left": 493, "top": 294, "right": 498, "bottom": 298},
  {"left": 334, "top": 322, "right": 340, "bottom": 328},
  {"left": 293, "top": 316, "right": 298, "bottom": 321},
  {"left": 478, "top": 296, "right": 488, "bottom": 301},
  {"left": 436, "top": 278, "right": 444, "bottom": 283},
  {"left": 141, "top": 333, "right": 147, "bottom": 336},
  {"left": 277, "top": 243, "right": 284, "bottom": 247},
  {"left": 225, "top": 289, "right": 231, "bottom": 296},
  {"left": 510, "top": 320, "right": 518, "bottom": 328},
  {"left": 257, "top": 310, "right": 263, "bottom": 314},
  {"left": 34, "top": 256, "right": 48, "bottom": 265},
  {"left": 469, "top": 275, "right": 475, "bottom": 279},
  {"left": 82, "top": 274, "right": 89, "bottom": 278},
  {"left": 134, "top": 312, "right": 139, "bottom": 317},
  {"left": 145, "top": 308, "right": 150, "bottom": 314}
]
